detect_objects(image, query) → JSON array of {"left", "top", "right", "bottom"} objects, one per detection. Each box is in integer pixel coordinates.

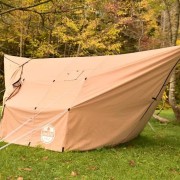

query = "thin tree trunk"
[
  {"left": 20, "top": 25, "right": 23, "bottom": 57},
  {"left": 76, "top": 44, "right": 81, "bottom": 57},
  {"left": 168, "top": 0, "right": 180, "bottom": 123},
  {"left": 162, "top": 0, "right": 173, "bottom": 44},
  {"left": 169, "top": 71, "right": 180, "bottom": 122},
  {"left": 138, "top": 20, "right": 144, "bottom": 52},
  {"left": 159, "top": 0, "right": 180, "bottom": 123}
]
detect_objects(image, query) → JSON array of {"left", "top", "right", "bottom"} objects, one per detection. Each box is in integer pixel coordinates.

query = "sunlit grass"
[{"left": 0, "top": 109, "right": 179, "bottom": 179}]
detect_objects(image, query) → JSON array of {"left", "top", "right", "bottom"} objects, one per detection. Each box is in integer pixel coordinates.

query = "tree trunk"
[
  {"left": 169, "top": 71, "right": 180, "bottom": 123},
  {"left": 162, "top": 0, "right": 180, "bottom": 123},
  {"left": 168, "top": 0, "right": 180, "bottom": 123}
]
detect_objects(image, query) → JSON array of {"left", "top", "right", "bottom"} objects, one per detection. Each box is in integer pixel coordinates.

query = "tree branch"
[
  {"left": 0, "top": 1, "right": 14, "bottom": 8},
  {"left": 0, "top": 0, "right": 52, "bottom": 15},
  {"left": 153, "top": 114, "right": 170, "bottom": 123}
]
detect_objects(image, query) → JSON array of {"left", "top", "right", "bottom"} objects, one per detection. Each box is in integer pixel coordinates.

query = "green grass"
[{"left": 0, "top": 109, "right": 180, "bottom": 180}]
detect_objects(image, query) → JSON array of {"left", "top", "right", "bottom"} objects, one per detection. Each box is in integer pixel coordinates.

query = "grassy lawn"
[{"left": 0, "top": 109, "right": 179, "bottom": 180}]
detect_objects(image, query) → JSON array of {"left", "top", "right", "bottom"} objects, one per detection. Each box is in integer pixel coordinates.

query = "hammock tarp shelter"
[{"left": 0, "top": 46, "right": 180, "bottom": 152}]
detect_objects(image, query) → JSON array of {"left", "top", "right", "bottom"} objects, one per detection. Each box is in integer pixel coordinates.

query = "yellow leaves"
[
  {"left": 17, "top": 177, "right": 23, "bottom": 180},
  {"left": 35, "top": 43, "right": 57, "bottom": 57},
  {"left": 106, "top": 27, "right": 120, "bottom": 38},
  {"left": 63, "top": 17, "right": 79, "bottom": 32},
  {"left": 139, "top": 0, "right": 149, "bottom": 8},
  {"left": 81, "top": 38, "right": 106, "bottom": 50},
  {"left": 117, "top": 10, "right": 127, "bottom": 16},
  {"left": 162, "top": 91, "right": 168, "bottom": 102},
  {"left": 176, "top": 39, "right": 180, "bottom": 45},
  {"left": 71, "top": 171, "right": 78, "bottom": 177},
  {"left": 129, "top": 160, "right": 136, "bottom": 167}
]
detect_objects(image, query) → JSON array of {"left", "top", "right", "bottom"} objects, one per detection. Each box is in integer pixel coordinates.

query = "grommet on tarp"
[
  {"left": 152, "top": 97, "right": 157, "bottom": 101},
  {"left": 85, "top": 77, "right": 87, "bottom": 80},
  {"left": 68, "top": 108, "right": 71, "bottom": 111}
]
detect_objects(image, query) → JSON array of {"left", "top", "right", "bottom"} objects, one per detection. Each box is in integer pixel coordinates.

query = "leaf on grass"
[
  {"left": 71, "top": 171, "right": 78, "bottom": 177},
  {"left": 42, "top": 156, "right": 49, "bottom": 161},
  {"left": 18, "top": 167, "right": 32, "bottom": 172},
  {"left": 129, "top": 160, "right": 136, "bottom": 167},
  {"left": 17, "top": 177, "right": 23, "bottom": 180},
  {"left": 20, "top": 156, "right": 26, "bottom": 161},
  {"left": 7, "top": 176, "right": 13, "bottom": 180},
  {"left": 88, "top": 166, "right": 99, "bottom": 171},
  {"left": 169, "top": 168, "right": 180, "bottom": 174},
  {"left": 109, "top": 177, "right": 115, "bottom": 180}
]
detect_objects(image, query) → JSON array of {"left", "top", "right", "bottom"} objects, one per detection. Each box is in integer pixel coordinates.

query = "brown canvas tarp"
[{"left": 0, "top": 46, "right": 180, "bottom": 151}]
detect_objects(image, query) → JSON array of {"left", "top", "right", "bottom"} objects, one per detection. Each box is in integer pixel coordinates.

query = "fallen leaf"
[
  {"left": 42, "top": 156, "right": 49, "bottom": 161},
  {"left": 20, "top": 156, "right": 26, "bottom": 161},
  {"left": 18, "top": 167, "right": 32, "bottom": 172},
  {"left": 71, "top": 171, "right": 78, "bottom": 177},
  {"left": 129, "top": 160, "right": 136, "bottom": 167},
  {"left": 109, "top": 177, "right": 115, "bottom": 180},
  {"left": 17, "top": 177, "right": 23, "bottom": 180},
  {"left": 169, "top": 168, "right": 180, "bottom": 174},
  {"left": 6, "top": 176, "right": 13, "bottom": 180}
]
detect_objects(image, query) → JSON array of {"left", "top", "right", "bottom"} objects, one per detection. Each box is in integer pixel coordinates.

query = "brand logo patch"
[{"left": 41, "top": 124, "right": 55, "bottom": 144}]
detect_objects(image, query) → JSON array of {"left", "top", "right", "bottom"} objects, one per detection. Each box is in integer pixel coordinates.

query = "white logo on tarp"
[{"left": 41, "top": 125, "right": 55, "bottom": 144}]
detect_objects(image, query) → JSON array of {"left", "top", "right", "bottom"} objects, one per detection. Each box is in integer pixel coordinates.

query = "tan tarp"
[{"left": 0, "top": 46, "right": 180, "bottom": 151}]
